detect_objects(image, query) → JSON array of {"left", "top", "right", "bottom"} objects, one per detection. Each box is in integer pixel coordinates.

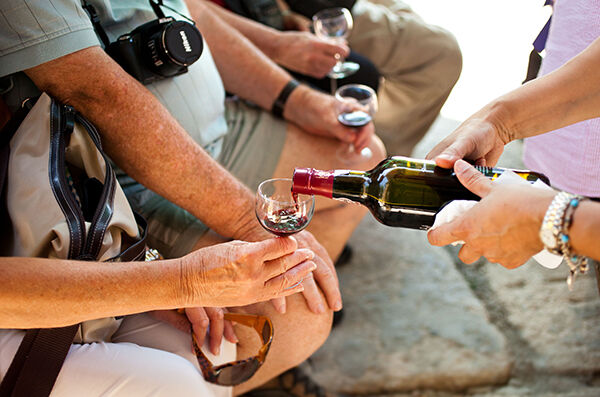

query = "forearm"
[
  {"left": 186, "top": 0, "right": 290, "bottom": 109},
  {"left": 201, "top": 0, "right": 283, "bottom": 60},
  {"left": 0, "top": 256, "right": 182, "bottom": 328},
  {"left": 483, "top": 37, "right": 600, "bottom": 142},
  {"left": 26, "top": 47, "right": 257, "bottom": 240},
  {"left": 569, "top": 200, "right": 600, "bottom": 261}
]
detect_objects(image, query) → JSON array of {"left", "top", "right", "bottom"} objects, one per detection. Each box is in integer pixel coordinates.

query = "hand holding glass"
[
  {"left": 335, "top": 83, "right": 377, "bottom": 163},
  {"left": 312, "top": 7, "right": 359, "bottom": 80}
]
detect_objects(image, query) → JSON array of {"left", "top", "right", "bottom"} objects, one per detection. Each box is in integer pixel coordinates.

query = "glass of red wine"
[
  {"left": 256, "top": 178, "right": 315, "bottom": 237},
  {"left": 334, "top": 83, "right": 377, "bottom": 164}
]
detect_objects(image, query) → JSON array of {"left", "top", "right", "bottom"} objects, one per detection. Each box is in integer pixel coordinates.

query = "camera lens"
[{"left": 146, "top": 20, "right": 203, "bottom": 76}]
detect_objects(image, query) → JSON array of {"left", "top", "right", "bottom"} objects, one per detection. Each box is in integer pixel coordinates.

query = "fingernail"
[
  {"left": 317, "top": 304, "right": 325, "bottom": 313},
  {"left": 334, "top": 301, "right": 342, "bottom": 311},
  {"left": 215, "top": 347, "right": 220, "bottom": 355},
  {"left": 437, "top": 153, "right": 453, "bottom": 161}
]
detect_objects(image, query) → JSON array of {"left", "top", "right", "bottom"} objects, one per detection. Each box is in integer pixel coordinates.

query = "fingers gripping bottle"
[{"left": 291, "top": 156, "right": 549, "bottom": 230}]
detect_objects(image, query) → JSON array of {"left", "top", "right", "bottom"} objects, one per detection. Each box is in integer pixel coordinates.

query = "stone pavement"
[{"left": 298, "top": 117, "right": 600, "bottom": 396}]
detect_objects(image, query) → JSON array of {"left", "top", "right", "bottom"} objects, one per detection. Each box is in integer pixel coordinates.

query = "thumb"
[{"left": 454, "top": 159, "right": 493, "bottom": 198}]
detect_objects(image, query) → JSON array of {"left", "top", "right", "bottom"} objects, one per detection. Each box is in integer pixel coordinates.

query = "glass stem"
[{"left": 330, "top": 77, "right": 337, "bottom": 95}]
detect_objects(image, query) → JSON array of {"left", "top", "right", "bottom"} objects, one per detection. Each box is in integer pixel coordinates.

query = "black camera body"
[{"left": 107, "top": 17, "right": 203, "bottom": 85}]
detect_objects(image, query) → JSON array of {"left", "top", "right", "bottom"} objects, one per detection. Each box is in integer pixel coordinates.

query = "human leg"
[
  {"left": 221, "top": 99, "right": 386, "bottom": 261},
  {"left": 350, "top": 0, "right": 462, "bottom": 155}
]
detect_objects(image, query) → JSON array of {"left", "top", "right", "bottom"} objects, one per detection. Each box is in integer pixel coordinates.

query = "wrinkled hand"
[
  {"left": 273, "top": 31, "right": 349, "bottom": 78},
  {"left": 180, "top": 237, "right": 316, "bottom": 307},
  {"left": 425, "top": 112, "right": 510, "bottom": 169},
  {"left": 150, "top": 307, "right": 237, "bottom": 356},
  {"left": 285, "top": 85, "right": 375, "bottom": 151},
  {"left": 270, "top": 230, "right": 343, "bottom": 314},
  {"left": 427, "top": 160, "right": 555, "bottom": 269}
]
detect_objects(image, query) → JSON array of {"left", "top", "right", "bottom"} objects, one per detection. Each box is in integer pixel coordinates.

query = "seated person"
[
  {"left": 0, "top": 0, "right": 386, "bottom": 395},
  {"left": 212, "top": 0, "right": 381, "bottom": 94},
  {"left": 284, "top": 0, "right": 463, "bottom": 155}
]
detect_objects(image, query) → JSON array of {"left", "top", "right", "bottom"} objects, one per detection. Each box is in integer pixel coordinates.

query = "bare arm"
[
  {"left": 186, "top": 0, "right": 372, "bottom": 147},
  {"left": 427, "top": 161, "right": 600, "bottom": 268},
  {"left": 199, "top": 0, "right": 346, "bottom": 78},
  {"left": 26, "top": 46, "right": 259, "bottom": 241},
  {"left": 0, "top": 238, "right": 315, "bottom": 329},
  {"left": 427, "top": 37, "right": 600, "bottom": 168},
  {"left": 569, "top": 200, "right": 600, "bottom": 260},
  {"left": 186, "top": 0, "right": 290, "bottom": 110}
]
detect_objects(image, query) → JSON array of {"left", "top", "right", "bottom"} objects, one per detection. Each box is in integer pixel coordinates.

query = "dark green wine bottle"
[{"left": 291, "top": 156, "right": 550, "bottom": 230}]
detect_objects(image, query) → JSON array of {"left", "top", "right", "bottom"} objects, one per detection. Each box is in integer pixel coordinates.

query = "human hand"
[
  {"left": 425, "top": 111, "right": 510, "bottom": 169},
  {"left": 427, "top": 160, "right": 555, "bottom": 269},
  {"left": 150, "top": 307, "right": 237, "bottom": 356},
  {"left": 285, "top": 85, "right": 375, "bottom": 151},
  {"left": 180, "top": 237, "right": 316, "bottom": 307},
  {"left": 282, "top": 11, "right": 312, "bottom": 32},
  {"left": 270, "top": 230, "right": 342, "bottom": 314},
  {"left": 273, "top": 31, "right": 349, "bottom": 78},
  {"left": 294, "top": 230, "right": 342, "bottom": 313}
]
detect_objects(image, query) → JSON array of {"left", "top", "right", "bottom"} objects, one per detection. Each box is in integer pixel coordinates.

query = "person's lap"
[{"left": 0, "top": 316, "right": 235, "bottom": 397}]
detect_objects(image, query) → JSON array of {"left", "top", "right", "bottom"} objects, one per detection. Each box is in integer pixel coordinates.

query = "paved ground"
[
  {"left": 299, "top": 117, "right": 600, "bottom": 396},
  {"left": 299, "top": 3, "right": 598, "bottom": 395}
]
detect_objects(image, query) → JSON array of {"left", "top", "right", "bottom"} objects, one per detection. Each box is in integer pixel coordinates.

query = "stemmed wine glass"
[
  {"left": 256, "top": 179, "right": 315, "bottom": 289},
  {"left": 312, "top": 7, "right": 360, "bottom": 93},
  {"left": 334, "top": 83, "right": 377, "bottom": 164},
  {"left": 256, "top": 178, "right": 315, "bottom": 237}
]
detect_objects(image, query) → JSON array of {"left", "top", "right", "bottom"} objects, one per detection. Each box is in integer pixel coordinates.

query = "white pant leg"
[{"left": 0, "top": 313, "right": 236, "bottom": 397}]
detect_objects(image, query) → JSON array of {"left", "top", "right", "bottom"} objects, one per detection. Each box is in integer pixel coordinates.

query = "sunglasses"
[{"left": 191, "top": 312, "right": 273, "bottom": 386}]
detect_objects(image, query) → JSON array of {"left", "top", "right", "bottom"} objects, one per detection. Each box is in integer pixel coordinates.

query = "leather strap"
[
  {"left": 271, "top": 79, "right": 299, "bottom": 119},
  {"left": 0, "top": 326, "right": 79, "bottom": 397},
  {"left": 0, "top": 96, "right": 149, "bottom": 397}
]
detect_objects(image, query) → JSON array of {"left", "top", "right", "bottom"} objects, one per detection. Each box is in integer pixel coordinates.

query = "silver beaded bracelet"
[{"left": 539, "top": 191, "right": 588, "bottom": 290}]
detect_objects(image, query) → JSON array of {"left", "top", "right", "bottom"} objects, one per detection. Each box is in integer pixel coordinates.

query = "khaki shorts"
[{"left": 119, "top": 99, "right": 287, "bottom": 258}]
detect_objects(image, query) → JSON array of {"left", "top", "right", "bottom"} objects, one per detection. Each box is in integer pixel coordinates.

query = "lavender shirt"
[{"left": 522, "top": 0, "right": 600, "bottom": 197}]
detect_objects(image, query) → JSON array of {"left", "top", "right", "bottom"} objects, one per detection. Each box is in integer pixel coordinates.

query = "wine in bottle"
[{"left": 291, "top": 156, "right": 550, "bottom": 230}]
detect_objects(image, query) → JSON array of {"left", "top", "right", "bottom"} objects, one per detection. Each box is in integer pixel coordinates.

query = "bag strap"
[
  {"left": 0, "top": 96, "right": 148, "bottom": 397},
  {"left": 0, "top": 326, "right": 79, "bottom": 397}
]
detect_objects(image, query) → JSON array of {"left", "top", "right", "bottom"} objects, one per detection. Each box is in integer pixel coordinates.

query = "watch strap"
[{"left": 272, "top": 79, "right": 300, "bottom": 119}]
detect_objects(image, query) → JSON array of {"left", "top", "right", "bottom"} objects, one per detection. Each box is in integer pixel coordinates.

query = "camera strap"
[
  {"left": 81, "top": 1, "right": 111, "bottom": 48},
  {"left": 82, "top": 0, "right": 197, "bottom": 49},
  {"left": 149, "top": 0, "right": 167, "bottom": 19}
]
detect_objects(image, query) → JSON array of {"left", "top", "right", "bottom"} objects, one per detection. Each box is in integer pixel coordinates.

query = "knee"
[
  {"left": 427, "top": 28, "right": 463, "bottom": 90},
  {"left": 280, "top": 294, "right": 333, "bottom": 367}
]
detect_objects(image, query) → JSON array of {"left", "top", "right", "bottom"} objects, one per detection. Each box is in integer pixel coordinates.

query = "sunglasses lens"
[
  {"left": 261, "top": 321, "right": 272, "bottom": 343},
  {"left": 217, "top": 358, "right": 260, "bottom": 386}
]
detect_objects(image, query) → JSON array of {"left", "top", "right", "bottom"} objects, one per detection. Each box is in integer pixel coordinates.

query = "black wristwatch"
[{"left": 271, "top": 79, "right": 300, "bottom": 119}]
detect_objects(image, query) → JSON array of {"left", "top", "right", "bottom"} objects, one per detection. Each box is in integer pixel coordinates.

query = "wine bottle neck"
[
  {"left": 291, "top": 168, "right": 369, "bottom": 203},
  {"left": 292, "top": 168, "right": 335, "bottom": 198}
]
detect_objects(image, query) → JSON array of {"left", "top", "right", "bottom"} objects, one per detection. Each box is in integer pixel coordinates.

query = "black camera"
[{"left": 84, "top": 0, "right": 204, "bottom": 85}]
